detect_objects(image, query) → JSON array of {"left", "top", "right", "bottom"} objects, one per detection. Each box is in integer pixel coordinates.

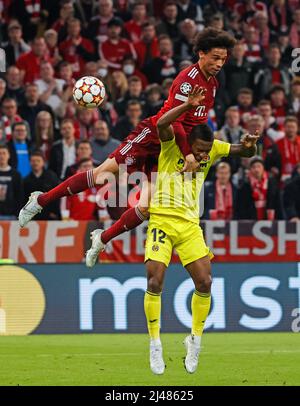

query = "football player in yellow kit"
[{"left": 144, "top": 86, "right": 260, "bottom": 375}]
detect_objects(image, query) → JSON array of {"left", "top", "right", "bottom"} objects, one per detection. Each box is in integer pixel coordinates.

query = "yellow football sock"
[
  {"left": 144, "top": 290, "right": 161, "bottom": 340},
  {"left": 191, "top": 290, "right": 211, "bottom": 337}
]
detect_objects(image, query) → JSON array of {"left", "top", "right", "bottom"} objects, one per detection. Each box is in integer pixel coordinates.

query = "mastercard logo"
[{"left": 0, "top": 266, "right": 45, "bottom": 335}]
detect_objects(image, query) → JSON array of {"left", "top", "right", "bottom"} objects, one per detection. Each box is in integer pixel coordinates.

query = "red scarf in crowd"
[
  {"left": 24, "top": 0, "right": 41, "bottom": 18},
  {"left": 277, "top": 136, "right": 300, "bottom": 176},
  {"left": 248, "top": 171, "right": 268, "bottom": 220},
  {"left": 215, "top": 180, "right": 233, "bottom": 220},
  {"left": 269, "top": 4, "right": 287, "bottom": 31}
]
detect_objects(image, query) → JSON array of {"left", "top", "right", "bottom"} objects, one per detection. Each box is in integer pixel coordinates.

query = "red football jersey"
[{"left": 152, "top": 63, "right": 219, "bottom": 135}]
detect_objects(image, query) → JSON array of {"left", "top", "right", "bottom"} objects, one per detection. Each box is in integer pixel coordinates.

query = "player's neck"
[{"left": 198, "top": 63, "right": 212, "bottom": 81}]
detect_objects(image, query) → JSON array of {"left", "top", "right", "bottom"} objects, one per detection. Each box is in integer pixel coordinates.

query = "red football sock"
[
  {"left": 101, "top": 206, "right": 148, "bottom": 244},
  {"left": 37, "top": 170, "right": 94, "bottom": 207}
]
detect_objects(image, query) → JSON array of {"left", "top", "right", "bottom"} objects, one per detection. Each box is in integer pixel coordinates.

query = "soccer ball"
[{"left": 73, "top": 76, "right": 106, "bottom": 109}]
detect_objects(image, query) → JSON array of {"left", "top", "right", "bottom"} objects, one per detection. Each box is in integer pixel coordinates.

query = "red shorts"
[{"left": 109, "top": 117, "right": 160, "bottom": 179}]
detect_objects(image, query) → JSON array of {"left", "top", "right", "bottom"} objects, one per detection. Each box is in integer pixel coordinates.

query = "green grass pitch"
[{"left": 0, "top": 333, "right": 299, "bottom": 386}]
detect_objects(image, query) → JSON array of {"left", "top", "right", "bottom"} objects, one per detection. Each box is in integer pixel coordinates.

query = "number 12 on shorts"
[{"left": 151, "top": 228, "right": 167, "bottom": 244}]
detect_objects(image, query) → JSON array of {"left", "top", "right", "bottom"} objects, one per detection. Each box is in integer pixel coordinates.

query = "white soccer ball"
[{"left": 73, "top": 76, "right": 106, "bottom": 109}]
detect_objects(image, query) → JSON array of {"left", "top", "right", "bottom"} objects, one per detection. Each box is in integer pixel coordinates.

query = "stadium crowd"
[{"left": 0, "top": 0, "right": 300, "bottom": 222}]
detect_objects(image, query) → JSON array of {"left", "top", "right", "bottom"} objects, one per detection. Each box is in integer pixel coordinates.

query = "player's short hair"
[
  {"left": 188, "top": 123, "right": 214, "bottom": 144},
  {"left": 193, "top": 28, "right": 236, "bottom": 54}
]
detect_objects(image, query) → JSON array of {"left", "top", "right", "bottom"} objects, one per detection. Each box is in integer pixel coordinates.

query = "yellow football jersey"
[{"left": 149, "top": 137, "right": 231, "bottom": 223}]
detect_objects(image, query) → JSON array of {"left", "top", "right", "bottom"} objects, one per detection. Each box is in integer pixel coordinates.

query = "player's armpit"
[{"left": 157, "top": 124, "right": 174, "bottom": 142}]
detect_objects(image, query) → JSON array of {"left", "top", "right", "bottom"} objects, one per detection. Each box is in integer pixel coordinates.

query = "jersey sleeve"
[
  {"left": 167, "top": 72, "right": 192, "bottom": 120},
  {"left": 213, "top": 139, "right": 231, "bottom": 161}
]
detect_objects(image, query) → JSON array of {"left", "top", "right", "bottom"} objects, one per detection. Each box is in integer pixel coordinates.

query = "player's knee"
[
  {"left": 147, "top": 273, "right": 163, "bottom": 294},
  {"left": 195, "top": 275, "right": 212, "bottom": 294}
]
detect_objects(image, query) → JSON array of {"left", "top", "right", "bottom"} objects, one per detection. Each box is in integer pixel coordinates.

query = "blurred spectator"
[
  {"left": 242, "top": 24, "right": 262, "bottom": 64},
  {"left": 44, "top": 29, "right": 62, "bottom": 67},
  {"left": 203, "top": 161, "right": 237, "bottom": 220},
  {"left": 0, "top": 79, "right": 6, "bottom": 104},
  {"left": 277, "top": 28, "right": 293, "bottom": 67},
  {"left": 134, "top": 22, "right": 159, "bottom": 70},
  {"left": 253, "top": 11, "right": 270, "bottom": 50},
  {"left": 90, "top": 120, "right": 120, "bottom": 164},
  {"left": 236, "top": 156, "right": 281, "bottom": 220},
  {"left": 52, "top": 0, "right": 74, "bottom": 43},
  {"left": 75, "top": 107, "right": 99, "bottom": 139},
  {"left": 224, "top": 41, "right": 254, "bottom": 104},
  {"left": 99, "top": 17, "right": 136, "bottom": 72},
  {"left": 35, "top": 111, "right": 56, "bottom": 163},
  {"left": 144, "top": 35, "right": 178, "bottom": 84},
  {"left": 235, "top": 88, "right": 257, "bottom": 126},
  {"left": 268, "top": 84, "right": 288, "bottom": 126},
  {"left": 35, "top": 61, "right": 66, "bottom": 116},
  {"left": 257, "top": 99, "right": 284, "bottom": 142},
  {"left": 226, "top": 12, "right": 242, "bottom": 38},
  {"left": 156, "top": 1, "right": 180, "bottom": 41},
  {"left": 122, "top": 56, "right": 148, "bottom": 89},
  {"left": 269, "top": 0, "right": 292, "bottom": 35},
  {"left": 174, "top": 19, "right": 198, "bottom": 62},
  {"left": 65, "top": 139, "right": 93, "bottom": 178},
  {"left": 161, "top": 77, "right": 173, "bottom": 99},
  {"left": 115, "top": 76, "right": 145, "bottom": 116},
  {"left": 179, "top": 59, "right": 192, "bottom": 71},
  {"left": 124, "top": 1, "right": 147, "bottom": 43},
  {"left": 283, "top": 163, "right": 300, "bottom": 221},
  {"left": 74, "top": 0, "right": 99, "bottom": 30},
  {"left": 16, "top": 37, "right": 50, "bottom": 84},
  {"left": 2, "top": 20, "right": 30, "bottom": 66},
  {"left": 176, "top": 0, "right": 203, "bottom": 28},
  {"left": 84, "top": 61, "right": 98, "bottom": 77},
  {"left": 206, "top": 12, "right": 224, "bottom": 31},
  {"left": 98, "top": 94, "right": 118, "bottom": 130},
  {"left": 87, "top": 0, "right": 114, "bottom": 43},
  {"left": 234, "top": 0, "right": 267, "bottom": 22},
  {"left": 0, "top": 144, "right": 23, "bottom": 219},
  {"left": 7, "top": 121, "right": 31, "bottom": 178},
  {"left": 49, "top": 118, "right": 77, "bottom": 179},
  {"left": 276, "top": 116, "right": 300, "bottom": 182},
  {"left": 18, "top": 83, "right": 53, "bottom": 142},
  {"left": 66, "top": 158, "right": 99, "bottom": 220},
  {"left": 288, "top": 77, "right": 300, "bottom": 121},
  {"left": 144, "top": 83, "right": 164, "bottom": 116},
  {"left": 113, "top": 100, "right": 143, "bottom": 141},
  {"left": 5, "top": 66, "right": 25, "bottom": 106},
  {"left": 203, "top": 0, "right": 230, "bottom": 23},
  {"left": 23, "top": 150, "right": 60, "bottom": 220},
  {"left": 254, "top": 43, "right": 292, "bottom": 100},
  {"left": 108, "top": 70, "right": 128, "bottom": 103},
  {"left": 0, "top": 98, "right": 23, "bottom": 142},
  {"left": 58, "top": 61, "right": 75, "bottom": 88},
  {"left": 290, "top": 9, "right": 300, "bottom": 47},
  {"left": 59, "top": 18, "right": 95, "bottom": 79}
]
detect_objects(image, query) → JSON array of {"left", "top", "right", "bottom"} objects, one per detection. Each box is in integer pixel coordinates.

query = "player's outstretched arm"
[
  {"left": 229, "top": 130, "right": 260, "bottom": 157},
  {"left": 157, "top": 86, "right": 206, "bottom": 142}
]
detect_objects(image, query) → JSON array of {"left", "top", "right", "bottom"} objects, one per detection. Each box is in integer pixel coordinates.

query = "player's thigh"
[
  {"left": 145, "top": 260, "right": 167, "bottom": 293},
  {"left": 145, "top": 218, "right": 173, "bottom": 269},
  {"left": 93, "top": 157, "right": 119, "bottom": 185},
  {"left": 185, "top": 256, "right": 212, "bottom": 293},
  {"left": 175, "top": 222, "right": 213, "bottom": 269}
]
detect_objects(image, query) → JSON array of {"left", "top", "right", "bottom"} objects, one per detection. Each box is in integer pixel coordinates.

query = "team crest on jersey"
[
  {"left": 125, "top": 155, "right": 136, "bottom": 166},
  {"left": 180, "top": 82, "right": 192, "bottom": 95},
  {"left": 177, "top": 158, "right": 184, "bottom": 165},
  {"left": 152, "top": 244, "right": 160, "bottom": 252}
]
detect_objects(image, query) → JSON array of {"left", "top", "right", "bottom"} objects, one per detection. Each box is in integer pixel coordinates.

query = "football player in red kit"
[{"left": 19, "top": 28, "right": 236, "bottom": 267}]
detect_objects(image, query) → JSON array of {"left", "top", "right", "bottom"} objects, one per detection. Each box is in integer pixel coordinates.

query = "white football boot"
[
  {"left": 184, "top": 335, "right": 201, "bottom": 374},
  {"left": 149, "top": 339, "right": 165, "bottom": 375},
  {"left": 18, "top": 191, "right": 43, "bottom": 227},
  {"left": 85, "top": 229, "right": 106, "bottom": 267}
]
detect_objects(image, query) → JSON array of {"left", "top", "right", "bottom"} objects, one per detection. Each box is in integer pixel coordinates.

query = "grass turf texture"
[{"left": 0, "top": 333, "right": 299, "bottom": 386}]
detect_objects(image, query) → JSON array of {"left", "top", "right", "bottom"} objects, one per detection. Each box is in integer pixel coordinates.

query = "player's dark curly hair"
[
  {"left": 193, "top": 28, "right": 236, "bottom": 54},
  {"left": 189, "top": 124, "right": 214, "bottom": 144}
]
